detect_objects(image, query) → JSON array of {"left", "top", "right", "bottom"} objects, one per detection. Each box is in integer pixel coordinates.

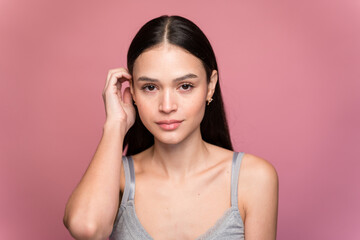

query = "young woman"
[{"left": 64, "top": 15, "right": 278, "bottom": 240}]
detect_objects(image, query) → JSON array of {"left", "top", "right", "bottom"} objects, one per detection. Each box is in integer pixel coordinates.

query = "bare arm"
[
  {"left": 243, "top": 154, "right": 279, "bottom": 240},
  {"left": 63, "top": 68, "right": 135, "bottom": 240}
]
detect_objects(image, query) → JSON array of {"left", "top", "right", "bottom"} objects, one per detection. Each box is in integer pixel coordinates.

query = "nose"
[{"left": 159, "top": 89, "right": 177, "bottom": 113}]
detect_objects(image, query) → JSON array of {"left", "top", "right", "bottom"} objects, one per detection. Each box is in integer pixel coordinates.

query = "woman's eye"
[
  {"left": 180, "top": 83, "right": 193, "bottom": 91},
  {"left": 142, "top": 84, "right": 157, "bottom": 91}
]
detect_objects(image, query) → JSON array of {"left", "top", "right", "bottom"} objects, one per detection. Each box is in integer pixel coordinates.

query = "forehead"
[{"left": 133, "top": 43, "right": 205, "bottom": 79}]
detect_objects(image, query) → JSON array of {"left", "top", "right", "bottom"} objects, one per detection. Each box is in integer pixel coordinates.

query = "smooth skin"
[{"left": 63, "top": 42, "right": 278, "bottom": 240}]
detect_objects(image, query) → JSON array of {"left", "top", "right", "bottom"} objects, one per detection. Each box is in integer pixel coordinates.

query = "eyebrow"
[{"left": 137, "top": 73, "right": 198, "bottom": 82}]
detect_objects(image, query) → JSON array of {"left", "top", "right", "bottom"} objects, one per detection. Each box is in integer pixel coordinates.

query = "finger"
[
  {"left": 116, "top": 80, "right": 122, "bottom": 101},
  {"left": 123, "top": 87, "right": 133, "bottom": 105},
  {"left": 107, "top": 67, "right": 131, "bottom": 80},
  {"left": 108, "top": 69, "right": 132, "bottom": 82},
  {"left": 105, "top": 71, "right": 131, "bottom": 91},
  {"left": 107, "top": 68, "right": 132, "bottom": 81},
  {"left": 105, "top": 71, "right": 132, "bottom": 93}
]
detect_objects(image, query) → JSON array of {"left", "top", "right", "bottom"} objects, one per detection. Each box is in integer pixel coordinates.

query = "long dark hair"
[{"left": 123, "top": 15, "right": 233, "bottom": 155}]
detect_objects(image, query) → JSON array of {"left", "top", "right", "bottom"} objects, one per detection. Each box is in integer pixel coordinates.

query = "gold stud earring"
[{"left": 207, "top": 98, "right": 213, "bottom": 106}]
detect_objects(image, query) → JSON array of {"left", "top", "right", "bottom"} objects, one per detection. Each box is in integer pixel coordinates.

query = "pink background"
[{"left": 1, "top": 0, "right": 359, "bottom": 239}]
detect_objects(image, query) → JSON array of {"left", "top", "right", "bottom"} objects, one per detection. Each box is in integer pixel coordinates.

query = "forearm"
[{"left": 64, "top": 122, "right": 126, "bottom": 239}]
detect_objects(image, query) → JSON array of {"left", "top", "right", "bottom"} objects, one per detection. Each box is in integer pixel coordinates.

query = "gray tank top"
[{"left": 110, "top": 152, "right": 245, "bottom": 240}]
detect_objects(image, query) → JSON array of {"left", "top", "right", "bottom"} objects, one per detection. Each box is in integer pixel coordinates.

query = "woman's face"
[{"left": 130, "top": 43, "right": 217, "bottom": 145}]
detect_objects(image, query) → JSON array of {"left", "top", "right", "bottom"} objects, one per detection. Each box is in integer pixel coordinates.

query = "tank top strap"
[
  {"left": 230, "top": 152, "right": 245, "bottom": 208},
  {"left": 120, "top": 156, "right": 136, "bottom": 206}
]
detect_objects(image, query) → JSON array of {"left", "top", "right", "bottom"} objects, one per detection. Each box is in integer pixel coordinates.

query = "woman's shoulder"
[
  {"left": 206, "top": 144, "right": 277, "bottom": 177},
  {"left": 243, "top": 152, "right": 276, "bottom": 175},
  {"left": 239, "top": 153, "right": 278, "bottom": 207},
  {"left": 241, "top": 153, "right": 278, "bottom": 181},
  {"left": 238, "top": 153, "right": 278, "bottom": 230}
]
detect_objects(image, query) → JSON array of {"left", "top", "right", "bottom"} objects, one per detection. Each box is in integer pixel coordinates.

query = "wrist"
[{"left": 103, "top": 120, "right": 127, "bottom": 137}]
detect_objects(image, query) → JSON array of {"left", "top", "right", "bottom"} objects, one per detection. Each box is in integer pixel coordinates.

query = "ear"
[
  {"left": 129, "top": 78, "right": 136, "bottom": 102},
  {"left": 206, "top": 70, "right": 218, "bottom": 101}
]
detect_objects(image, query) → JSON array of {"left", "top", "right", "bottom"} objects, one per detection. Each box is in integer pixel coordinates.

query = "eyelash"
[
  {"left": 141, "top": 83, "right": 194, "bottom": 92},
  {"left": 179, "top": 83, "right": 194, "bottom": 91},
  {"left": 141, "top": 84, "right": 157, "bottom": 92}
]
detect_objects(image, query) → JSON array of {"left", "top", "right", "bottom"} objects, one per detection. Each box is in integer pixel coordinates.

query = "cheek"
[
  {"left": 135, "top": 97, "right": 157, "bottom": 131},
  {"left": 181, "top": 92, "right": 207, "bottom": 122},
  {"left": 184, "top": 98, "right": 205, "bottom": 115},
  {"left": 136, "top": 101, "right": 152, "bottom": 119}
]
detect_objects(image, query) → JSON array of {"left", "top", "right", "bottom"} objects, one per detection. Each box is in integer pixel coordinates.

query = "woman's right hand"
[{"left": 102, "top": 68, "right": 136, "bottom": 133}]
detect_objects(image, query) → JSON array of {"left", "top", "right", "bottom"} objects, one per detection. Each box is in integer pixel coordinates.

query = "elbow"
[{"left": 63, "top": 213, "right": 112, "bottom": 240}]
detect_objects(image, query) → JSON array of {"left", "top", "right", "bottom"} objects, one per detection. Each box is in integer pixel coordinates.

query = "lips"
[{"left": 156, "top": 119, "right": 183, "bottom": 130}]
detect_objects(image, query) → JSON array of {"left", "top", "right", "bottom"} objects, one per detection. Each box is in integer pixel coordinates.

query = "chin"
[
  {"left": 153, "top": 133, "right": 185, "bottom": 145},
  {"left": 152, "top": 127, "right": 201, "bottom": 146},
  {"left": 144, "top": 120, "right": 201, "bottom": 146}
]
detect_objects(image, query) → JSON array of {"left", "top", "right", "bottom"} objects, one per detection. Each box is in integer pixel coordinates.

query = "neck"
[{"left": 149, "top": 128, "right": 211, "bottom": 181}]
